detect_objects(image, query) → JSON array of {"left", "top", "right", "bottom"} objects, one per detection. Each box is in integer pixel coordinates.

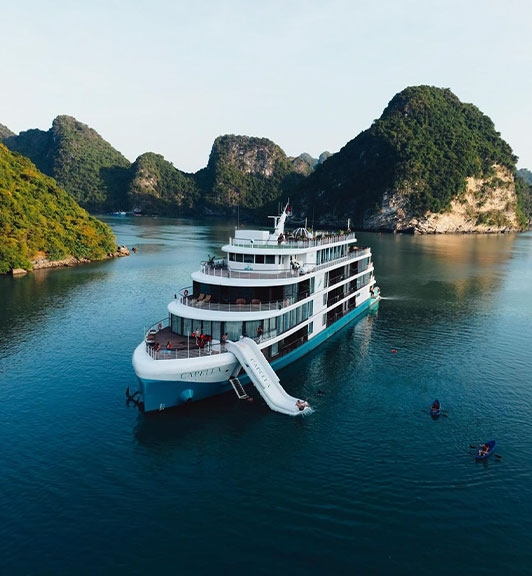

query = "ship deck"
[{"left": 143, "top": 326, "right": 224, "bottom": 360}]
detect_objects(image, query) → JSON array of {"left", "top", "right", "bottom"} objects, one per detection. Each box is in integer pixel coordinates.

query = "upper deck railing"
[
  {"left": 199, "top": 247, "right": 371, "bottom": 280},
  {"left": 229, "top": 231, "right": 358, "bottom": 249}
]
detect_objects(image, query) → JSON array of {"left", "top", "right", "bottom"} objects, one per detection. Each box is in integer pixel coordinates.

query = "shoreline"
[{"left": 10, "top": 245, "right": 130, "bottom": 276}]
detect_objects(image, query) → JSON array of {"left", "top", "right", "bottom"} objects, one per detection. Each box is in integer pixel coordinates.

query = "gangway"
[{"left": 225, "top": 337, "right": 312, "bottom": 416}]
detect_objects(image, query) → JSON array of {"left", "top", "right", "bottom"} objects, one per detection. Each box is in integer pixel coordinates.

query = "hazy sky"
[{"left": 2, "top": 0, "right": 531, "bottom": 173}]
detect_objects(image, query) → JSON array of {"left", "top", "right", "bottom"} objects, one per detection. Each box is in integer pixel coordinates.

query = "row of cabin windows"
[
  {"left": 192, "top": 259, "right": 370, "bottom": 305},
  {"left": 170, "top": 302, "right": 313, "bottom": 344},
  {"left": 316, "top": 244, "right": 348, "bottom": 265},
  {"left": 229, "top": 244, "right": 363, "bottom": 269},
  {"left": 192, "top": 278, "right": 312, "bottom": 305},
  {"left": 229, "top": 253, "right": 276, "bottom": 264}
]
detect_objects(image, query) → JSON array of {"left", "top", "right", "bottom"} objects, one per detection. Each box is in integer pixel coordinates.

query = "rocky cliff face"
[
  {"left": 0, "top": 123, "right": 15, "bottom": 140},
  {"left": 207, "top": 135, "right": 286, "bottom": 176},
  {"left": 126, "top": 152, "right": 199, "bottom": 216},
  {"left": 203, "top": 135, "right": 306, "bottom": 211},
  {"left": 296, "top": 86, "right": 529, "bottom": 232},
  {"left": 363, "top": 165, "right": 520, "bottom": 233}
]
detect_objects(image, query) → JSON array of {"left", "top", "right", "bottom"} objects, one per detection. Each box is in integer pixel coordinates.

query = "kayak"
[
  {"left": 475, "top": 440, "right": 496, "bottom": 460},
  {"left": 430, "top": 401, "right": 442, "bottom": 417}
]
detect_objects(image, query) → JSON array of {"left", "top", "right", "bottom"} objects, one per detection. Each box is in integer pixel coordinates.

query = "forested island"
[
  {"left": 0, "top": 143, "right": 117, "bottom": 274},
  {"left": 1, "top": 85, "right": 531, "bottom": 274}
]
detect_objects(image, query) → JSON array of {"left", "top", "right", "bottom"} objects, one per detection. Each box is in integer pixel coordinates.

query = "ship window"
[
  {"left": 229, "top": 253, "right": 236, "bottom": 261},
  {"left": 322, "top": 314, "right": 326, "bottom": 326},
  {"left": 225, "top": 321, "right": 244, "bottom": 341},
  {"left": 309, "top": 322, "right": 313, "bottom": 335},
  {"left": 264, "top": 318, "right": 277, "bottom": 334},
  {"left": 255, "top": 254, "right": 264, "bottom": 264},
  {"left": 265, "top": 255, "right": 275, "bottom": 264},
  {"left": 201, "top": 321, "right": 212, "bottom": 337},
  {"left": 211, "top": 321, "right": 221, "bottom": 340},
  {"left": 244, "top": 254, "right": 253, "bottom": 263},
  {"left": 182, "top": 317, "right": 193, "bottom": 336}
]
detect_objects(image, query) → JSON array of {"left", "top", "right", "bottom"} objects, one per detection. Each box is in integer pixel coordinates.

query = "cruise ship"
[{"left": 131, "top": 202, "right": 380, "bottom": 415}]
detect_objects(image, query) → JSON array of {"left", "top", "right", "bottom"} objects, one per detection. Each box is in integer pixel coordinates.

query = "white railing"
[
  {"left": 229, "top": 231, "right": 358, "bottom": 249},
  {"left": 181, "top": 298, "right": 293, "bottom": 312},
  {"left": 199, "top": 247, "right": 371, "bottom": 280}
]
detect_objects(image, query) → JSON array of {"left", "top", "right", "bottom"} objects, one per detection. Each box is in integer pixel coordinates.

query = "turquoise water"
[{"left": 1, "top": 218, "right": 531, "bottom": 575}]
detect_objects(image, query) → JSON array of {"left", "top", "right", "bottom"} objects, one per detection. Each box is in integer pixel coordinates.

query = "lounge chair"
[
  {"left": 191, "top": 293, "right": 205, "bottom": 304},
  {"left": 197, "top": 294, "right": 211, "bottom": 306}
]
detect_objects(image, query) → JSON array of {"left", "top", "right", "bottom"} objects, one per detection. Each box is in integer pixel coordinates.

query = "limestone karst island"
[{"left": 1, "top": 85, "right": 531, "bottom": 274}]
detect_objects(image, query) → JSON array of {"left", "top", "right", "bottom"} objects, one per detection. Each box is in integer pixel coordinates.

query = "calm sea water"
[{"left": 1, "top": 217, "right": 531, "bottom": 576}]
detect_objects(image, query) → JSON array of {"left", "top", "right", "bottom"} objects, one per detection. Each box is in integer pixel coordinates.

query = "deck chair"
[{"left": 197, "top": 294, "right": 211, "bottom": 306}]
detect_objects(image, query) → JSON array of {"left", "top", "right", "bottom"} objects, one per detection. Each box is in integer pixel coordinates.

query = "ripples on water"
[{"left": 1, "top": 223, "right": 532, "bottom": 575}]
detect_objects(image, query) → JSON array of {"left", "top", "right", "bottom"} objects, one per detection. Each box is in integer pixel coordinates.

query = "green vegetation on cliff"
[
  {"left": 515, "top": 172, "right": 532, "bottom": 227},
  {"left": 201, "top": 135, "right": 307, "bottom": 212},
  {"left": 128, "top": 153, "right": 200, "bottom": 216},
  {"left": 517, "top": 168, "right": 532, "bottom": 185},
  {"left": 0, "top": 144, "right": 116, "bottom": 274},
  {"left": 4, "top": 116, "right": 131, "bottom": 212},
  {"left": 297, "top": 86, "right": 520, "bottom": 224},
  {"left": 2, "top": 88, "right": 530, "bottom": 229}
]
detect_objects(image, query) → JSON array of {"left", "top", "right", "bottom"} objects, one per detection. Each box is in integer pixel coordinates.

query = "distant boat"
[
  {"left": 430, "top": 399, "right": 442, "bottom": 418},
  {"left": 131, "top": 201, "right": 380, "bottom": 415},
  {"left": 111, "top": 211, "right": 127, "bottom": 216},
  {"left": 475, "top": 440, "right": 496, "bottom": 460}
]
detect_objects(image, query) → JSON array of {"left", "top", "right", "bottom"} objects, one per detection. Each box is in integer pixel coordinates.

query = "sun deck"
[{"left": 143, "top": 326, "right": 225, "bottom": 360}]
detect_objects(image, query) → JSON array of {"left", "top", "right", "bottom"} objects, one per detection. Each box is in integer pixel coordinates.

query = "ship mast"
[{"left": 269, "top": 200, "right": 291, "bottom": 237}]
